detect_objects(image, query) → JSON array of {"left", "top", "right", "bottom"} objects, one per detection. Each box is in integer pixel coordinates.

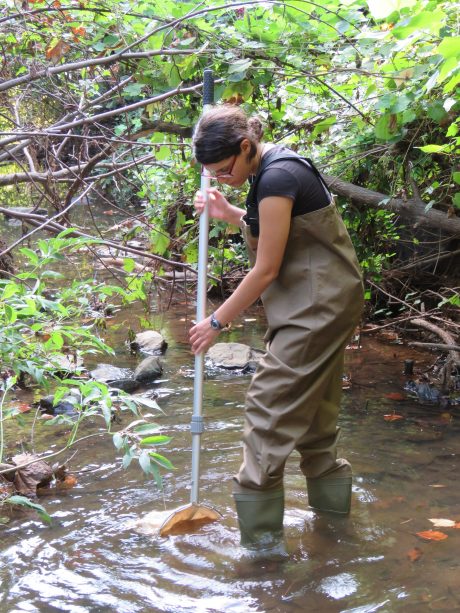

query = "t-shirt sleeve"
[{"left": 256, "top": 167, "right": 300, "bottom": 203}]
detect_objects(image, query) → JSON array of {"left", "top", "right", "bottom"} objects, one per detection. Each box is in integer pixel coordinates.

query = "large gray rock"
[
  {"left": 90, "top": 364, "right": 139, "bottom": 392},
  {"left": 131, "top": 330, "right": 167, "bottom": 355},
  {"left": 133, "top": 356, "right": 163, "bottom": 383},
  {"left": 206, "top": 342, "right": 263, "bottom": 371}
]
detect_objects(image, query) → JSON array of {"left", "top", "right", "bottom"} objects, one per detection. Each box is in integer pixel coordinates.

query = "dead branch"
[
  {"left": 324, "top": 174, "right": 460, "bottom": 235},
  {"left": 409, "top": 342, "right": 460, "bottom": 352},
  {"left": 411, "top": 318, "right": 460, "bottom": 366}
]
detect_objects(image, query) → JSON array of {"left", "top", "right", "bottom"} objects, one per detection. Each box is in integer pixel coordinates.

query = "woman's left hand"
[{"left": 189, "top": 316, "right": 221, "bottom": 355}]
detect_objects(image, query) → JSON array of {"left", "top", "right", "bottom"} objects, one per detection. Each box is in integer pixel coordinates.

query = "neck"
[{"left": 249, "top": 143, "right": 266, "bottom": 176}]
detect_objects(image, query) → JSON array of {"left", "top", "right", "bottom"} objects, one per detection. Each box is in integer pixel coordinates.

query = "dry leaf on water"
[
  {"left": 428, "top": 518, "right": 458, "bottom": 528},
  {"left": 416, "top": 530, "right": 448, "bottom": 541},
  {"left": 384, "top": 393, "right": 406, "bottom": 401}
]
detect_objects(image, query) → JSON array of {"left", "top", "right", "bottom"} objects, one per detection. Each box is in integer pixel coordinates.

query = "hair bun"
[{"left": 247, "top": 116, "right": 264, "bottom": 142}]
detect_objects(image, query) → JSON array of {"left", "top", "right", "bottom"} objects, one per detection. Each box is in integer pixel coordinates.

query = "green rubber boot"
[
  {"left": 307, "top": 459, "right": 352, "bottom": 515},
  {"left": 233, "top": 487, "right": 286, "bottom": 555}
]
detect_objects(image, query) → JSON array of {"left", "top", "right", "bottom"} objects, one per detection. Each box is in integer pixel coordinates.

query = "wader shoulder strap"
[{"left": 242, "top": 150, "right": 332, "bottom": 237}]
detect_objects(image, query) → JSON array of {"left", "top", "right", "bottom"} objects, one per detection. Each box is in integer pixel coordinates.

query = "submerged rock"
[
  {"left": 133, "top": 356, "right": 163, "bottom": 383},
  {"left": 131, "top": 331, "right": 167, "bottom": 355},
  {"left": 38, "top": 394, "right": 79, "bottom": 417},
  {"left": 206, "top": 342, "right": 263, "bottom": 372},
  {"left": 404, "top": 380, "right": 443, "bottom": 403}
]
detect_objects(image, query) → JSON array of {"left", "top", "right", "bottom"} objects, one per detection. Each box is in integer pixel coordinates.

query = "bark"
[
  {"left": 323, "top": 174, "right": 460, "bottom": 235},
  {"left": 411, "top": 318, "right": 460, "bottom": 366}
]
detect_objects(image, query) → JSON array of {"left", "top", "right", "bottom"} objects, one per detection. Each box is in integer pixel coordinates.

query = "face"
[{"left": 202, "top": 140, "right": 252, "bottom": 187}]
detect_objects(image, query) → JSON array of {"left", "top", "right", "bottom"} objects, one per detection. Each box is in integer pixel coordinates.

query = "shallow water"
[
  {"left": 1, "top": 295, "right": 459, "bottom": 613},
  {"left": 1, "top": 203, "right": 460, "bottom": 612}
]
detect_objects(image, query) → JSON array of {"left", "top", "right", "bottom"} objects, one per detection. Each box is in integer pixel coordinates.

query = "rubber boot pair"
[
  {"left": 307, "top": 459, "right": 352, "bottom": 515},
  {"left": 233, "top": 486, "right": 287, "bottom": 556}
]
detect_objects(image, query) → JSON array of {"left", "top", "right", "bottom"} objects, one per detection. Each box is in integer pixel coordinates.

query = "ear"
[{"left": 240, "top": 138, "right": 251, "bottom": 154}]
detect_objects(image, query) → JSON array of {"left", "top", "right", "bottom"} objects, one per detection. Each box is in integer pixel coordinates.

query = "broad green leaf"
[
  {"left": 453, "top": 193, "right": 460, "bottom": 209},
  {"left": 133, "top": 423, "right": 160, "bottom": 435},
  {"left": 5, "top": 495, "right": 52, "bottom": 525},
  {"left": 392, "top": 9, "right": 445, "bottom": 39},
  {"left": 435, "top": 36, "right": 460, "bottom": 59},
  {"left": 138, "top": 450, "right": 153, "bottom": 474},
  {"left": 113, "top": 432, "right": 125, "bottom": 450},
  {"left": 19, "top": 247, "right": 39, "bottom": 265},
  {"left": 148, "top": 452, "right": 175, "bottom": 470},
  {"left": 150, "top": 230, "right": 170, "bottom": 256},
  {"left": 123, "top": 258, "right": 136, "bottom": 273}
]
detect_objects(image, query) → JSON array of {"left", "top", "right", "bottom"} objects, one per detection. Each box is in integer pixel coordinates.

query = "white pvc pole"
[{"left": 190, "top": 69, "right": 214, "bottom": 505}]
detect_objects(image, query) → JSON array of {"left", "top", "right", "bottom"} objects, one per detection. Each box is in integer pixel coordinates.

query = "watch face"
[{"left": 210, "top": 315, "right": 221, "bottom": 330}]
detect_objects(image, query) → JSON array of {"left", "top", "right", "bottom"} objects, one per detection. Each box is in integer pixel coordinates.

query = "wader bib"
[{"left": 234, "top": 151, "right": 364, "bottom": 494}]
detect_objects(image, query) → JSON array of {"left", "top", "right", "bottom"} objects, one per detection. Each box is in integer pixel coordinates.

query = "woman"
[{"left": 190, "top": 105, "right": 364, "bottom": 553}]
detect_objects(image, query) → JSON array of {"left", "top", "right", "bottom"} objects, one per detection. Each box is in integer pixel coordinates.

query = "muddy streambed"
[{"left": 1, "top": 295, "right": 459, "bottom": 613}]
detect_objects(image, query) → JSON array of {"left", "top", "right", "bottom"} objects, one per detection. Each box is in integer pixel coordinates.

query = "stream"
[{"left": 1, "top": 208, "right": 460, "bottom": 612}]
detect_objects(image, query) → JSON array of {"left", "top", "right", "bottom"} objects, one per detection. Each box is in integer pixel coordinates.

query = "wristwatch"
[{"left": 210, "top": 313, "right": 225, "bottom": 331}]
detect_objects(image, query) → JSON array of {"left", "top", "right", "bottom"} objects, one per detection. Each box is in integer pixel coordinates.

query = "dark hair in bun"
[{"left": 193, "top": 105, "right": 264, "bottom": 164}]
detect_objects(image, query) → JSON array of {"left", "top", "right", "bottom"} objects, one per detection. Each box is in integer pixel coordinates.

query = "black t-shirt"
[{"left": 256, "top": 147, "right": 330, "bottom": 216}]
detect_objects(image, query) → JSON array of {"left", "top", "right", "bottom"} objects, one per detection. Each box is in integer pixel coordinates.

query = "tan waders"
[{"left": 236, "top": 202, "right": 364, "bottom": 548}]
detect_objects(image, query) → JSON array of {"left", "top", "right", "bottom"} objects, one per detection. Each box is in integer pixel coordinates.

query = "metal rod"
[{"left": 190, "top": 68, "right": 214, "bottom": 505}]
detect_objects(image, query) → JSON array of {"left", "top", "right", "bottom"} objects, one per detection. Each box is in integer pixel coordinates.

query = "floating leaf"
[
  {"left": 428, "top": 518, "right": 457, "bottom": 528},
  {"left": 416, "top": 530, "right": 448, "bottom": 541},
  {"left": 384, "top": 392, "right": 406, "bottom": 401},
  {"left": 384, "top": 413, "right": 404, "bottom": 421}
]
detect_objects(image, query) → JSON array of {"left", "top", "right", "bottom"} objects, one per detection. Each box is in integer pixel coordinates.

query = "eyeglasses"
[{"left": 201, "top": 154, "right": 237, "bottom": 179}]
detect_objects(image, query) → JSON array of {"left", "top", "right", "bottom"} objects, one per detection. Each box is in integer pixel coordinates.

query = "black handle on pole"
[{"left": 203, "top": 69, "right": 214, "bottom": 106}]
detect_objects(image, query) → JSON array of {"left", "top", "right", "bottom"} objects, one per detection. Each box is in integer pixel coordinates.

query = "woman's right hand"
[{"left": 193, "top": 188, "right": 232, "bottom": 222}]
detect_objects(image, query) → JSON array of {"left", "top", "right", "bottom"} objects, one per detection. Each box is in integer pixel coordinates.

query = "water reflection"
[{"left": 1, "top": 300, "right": 460, "bottom": 613}]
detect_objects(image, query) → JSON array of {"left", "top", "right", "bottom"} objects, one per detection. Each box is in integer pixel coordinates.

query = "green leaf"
[
  {"left": 113, "top": 432, "right": 125, "bottom": 450},
  {"left": 5, "top": 495, "right": 52, "bottom": 525},
  {"left": 123, "top": 258, "right": 136, "bottom": 273},
  {"left": 122, "top": 451, "right": 134, "bottom": 469},
  {"left": 140, "top": 435, "right": 172, "bottom": 446},
  {"left": 148, "top": 452, "right": 175, "bottom": 471},
  {"left": 435, "top": 36, "right": 460, "bottom": 59},
  {"left": 132, "top": 396, "right": 162, "bottom": 411},
  {"left": 19, "top": 247, "right": 39, "bottom": 265},
  {"left": 417, "top": 144, "right": 449, "bottom": 153},
  {"left": 138, "top": 450, "right": 153, "bottom": 474},
  {"left": 4, "top": 304, "right": 17, "bottom": 323},
  {"left": 453, "top": 193, "right": 460, "bottom": 209},
  {"left": 150, "top": 230, "right": 170, "bottom": 256},
  {"left": 453, "top": 172, "right": 460, "bottom": 185},
  {"left": 132, "top": 423, "right": 160, "bottom": 435}
]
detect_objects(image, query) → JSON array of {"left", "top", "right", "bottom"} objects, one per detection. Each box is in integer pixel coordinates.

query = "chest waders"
[{"left": 233, "top": 150, "right": 364, "bottom": 553}]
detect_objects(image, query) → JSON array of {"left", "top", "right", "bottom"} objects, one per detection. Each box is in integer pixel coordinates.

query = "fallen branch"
[
  {"left": 324, "top": 174, "right": 460, "bottom": 235},
  {"left": 409, "top": 342, "right": 460, "bottom": 352},
  {"left": 411, "top": 318, "right": 460, "bottom": 366}
]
